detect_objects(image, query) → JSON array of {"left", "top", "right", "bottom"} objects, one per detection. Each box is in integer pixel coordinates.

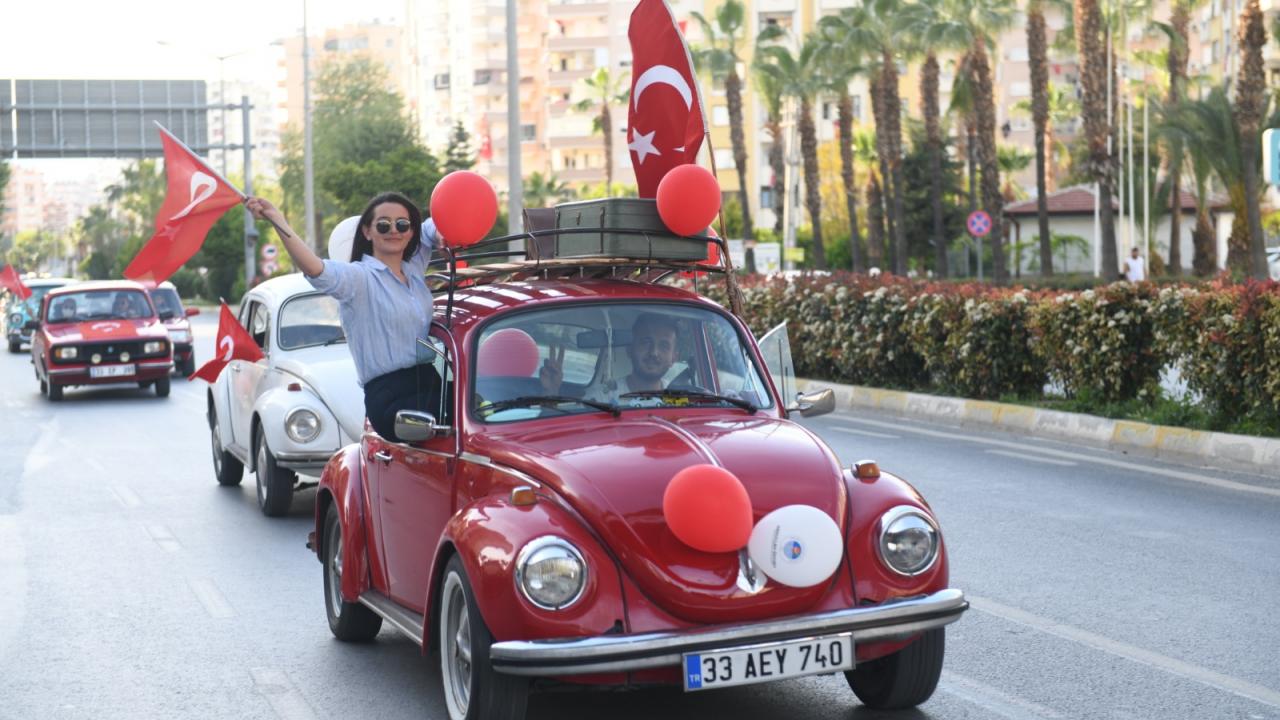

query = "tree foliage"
[{"left": 444, "top": 120, "right": 476, "bottom": 174}]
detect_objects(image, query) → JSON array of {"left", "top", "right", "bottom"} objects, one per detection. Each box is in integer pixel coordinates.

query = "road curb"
[{"left": 796, "top": 378, "right": 1280, "bottom": 476}]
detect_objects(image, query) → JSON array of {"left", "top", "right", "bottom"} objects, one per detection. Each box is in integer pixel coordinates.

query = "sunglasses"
[{"left": 374, "top": 218, "right": 414, "bottom": 234}]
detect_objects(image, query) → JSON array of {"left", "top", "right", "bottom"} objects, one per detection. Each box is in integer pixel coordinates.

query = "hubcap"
[
  {"left": 442, "top": 575, "right": 472, "bottom": 717},
  {"left": 256, "top": 442, "right": 268, "bottom": 506},
  {"left": 210, "top": 416, "right": 222, "bottom": 473},
  {"left": 327, "top": 525, "right": 343, "bottom": 616}
]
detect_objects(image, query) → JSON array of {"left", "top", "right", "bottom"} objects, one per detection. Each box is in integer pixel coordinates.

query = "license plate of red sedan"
[
  {"left": 683, "top": 633, "right": 854, "bottom": 691},
  {"left": 89, "top": 364, "right": 134, "bottom": 378}
]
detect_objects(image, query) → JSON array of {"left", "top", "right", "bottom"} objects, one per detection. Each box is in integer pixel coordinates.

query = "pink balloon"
[
  {"left": 477, "top": 328, "right": 539, "bottom": 377},
  {"left": 663, "top": 464, "right": 753, "bottom": 553},
  {"left": 430, "top": 171, "right": 498, "bottom": 247},
  {"left": 656, "top": 164, "right": 721, "bottom": 237}
]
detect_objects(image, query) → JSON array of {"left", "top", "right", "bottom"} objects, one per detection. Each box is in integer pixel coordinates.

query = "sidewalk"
[{"left": 796, "top": 378, "right": 1280, "bottom": 477}]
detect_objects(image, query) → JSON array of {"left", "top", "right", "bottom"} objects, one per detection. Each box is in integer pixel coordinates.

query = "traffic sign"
[
  {"left": 967, "top": 210, "right": 992, "bottom": 238},
  {"left": 1264, "top": 129, "right": 1280, "bottom": 185},
  {"left": 261, "top": 259, "right": 279, "bottom": 276},
  {"left": 261, "top": 244, "right": 279, "bottom": 260}
]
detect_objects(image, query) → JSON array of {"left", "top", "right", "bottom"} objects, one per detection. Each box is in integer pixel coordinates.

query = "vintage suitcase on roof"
[{"left": 552, "top": 197, "right": 708, "bottom": 261}]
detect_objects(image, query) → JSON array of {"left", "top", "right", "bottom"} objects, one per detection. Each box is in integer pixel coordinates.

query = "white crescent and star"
[
  {"left": 629, "top": 64, "right": 694, "bottom": 166},
  {"left": 170, "top": 172, "right": 218, "bottom": 221},
  {"left": 219, "top": 336, "right": 234, "bottom": 363}
]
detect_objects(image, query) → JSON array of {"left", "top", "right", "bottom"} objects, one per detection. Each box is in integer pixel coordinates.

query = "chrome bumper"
[
  {"left": 274, "top": 450, "right": 337, "bottom": 474},
  {"left": 489, "top": 588, "right": 967, "bottom": 676}
]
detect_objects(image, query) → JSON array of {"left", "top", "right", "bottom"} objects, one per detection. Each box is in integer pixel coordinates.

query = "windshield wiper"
[
  {"left": 620, "top": 388, "right": 758, "bottom": 413},
  {"left": 321, "top": 335, "right": 347, "bottom": 346},
  {"left": 477, "top": 395, "right": 620, "bottom": 417}
]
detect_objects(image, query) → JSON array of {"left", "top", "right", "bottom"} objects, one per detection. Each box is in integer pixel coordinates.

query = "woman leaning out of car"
[{"left": 246, "top": 193, "right": 441, "bottom": 442}]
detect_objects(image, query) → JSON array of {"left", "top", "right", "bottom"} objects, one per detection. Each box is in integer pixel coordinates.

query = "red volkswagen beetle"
[
  {"left": 310, "top": 268, "right": 965, "bottom": 720},
  {"left": 28, "top": 280, "right": 173, "bottom": 400}
]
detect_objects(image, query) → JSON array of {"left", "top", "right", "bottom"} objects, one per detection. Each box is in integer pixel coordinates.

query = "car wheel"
[
  {"left": 154, "top": 374, "right": 171, "bottom": 398},
  {"left": 845, "top": 628, "right": 945, "bottom": 710},
  {"left": 182, "top": 357, "right": 196, "bottom": 377},
  {"left": 209, "top": 405, "right": 244, "bottom": 487},
  {"left": 39, "top": 379, "right": 47, "bottom": 396},
  {"left": 439, "top": 555, "right": 529, "bottom": 720},
  {"left": 7, "top": 339, "right": 20, "bottom": 353},
  {"left": 47, "top": 381, "right": 63, "bottom": 402},
  {"left": 322, "top": 503, "right": 382, "bottom": 641},
  {"left": 255, "top": 434, "right": 296, "bottom": 517}
]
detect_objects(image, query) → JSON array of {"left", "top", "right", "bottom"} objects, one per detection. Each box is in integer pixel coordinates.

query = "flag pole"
[
  {"left": 703, "top": 131, "right": 744, "bottom": 318},
  {"left": 153, "top": 122, "right": 247, "bottom": 200}
]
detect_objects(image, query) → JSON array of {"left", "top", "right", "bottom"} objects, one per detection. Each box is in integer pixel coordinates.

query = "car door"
[
  {"left": 368, "top": 331, "right": 457, "bottom": 612},
  {"left": 229, "top": 299, "right": 271, "bottom": 450}
]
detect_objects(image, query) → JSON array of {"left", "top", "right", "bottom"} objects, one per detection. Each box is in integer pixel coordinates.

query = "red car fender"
[
  {"left": 843, "top": 469, "right": 950, "bottom": 605},
  {"left": 315, "top": 444, "right": 373, "bottom": 603},
  {"left": 430, "top": 493, "right": 626, "bottom": 648}
]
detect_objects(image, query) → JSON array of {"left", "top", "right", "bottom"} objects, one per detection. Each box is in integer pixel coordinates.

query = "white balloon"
[
  {"left": 327, "top": 215, "right": 361, "bottom": 261},
  {"left": 747, "top": 505, "right": 844, "bottom": 588}
]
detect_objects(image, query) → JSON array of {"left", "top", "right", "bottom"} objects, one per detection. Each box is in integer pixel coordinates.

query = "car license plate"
[
  {"left": 683, "top": 634, "right": 854, "bottom": 691},
  {"left": 89, "top": 364, "right": 135, "bottom": 379}
]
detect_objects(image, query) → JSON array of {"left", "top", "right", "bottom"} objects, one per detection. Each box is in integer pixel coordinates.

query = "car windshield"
[
  {"left": 46, "top": 289, "right": 154, "bottom": 322},
  {"left": 278, "top": 293, "right": 344, "bottom": 350},
  {"left": 473, "top": 302, "right": 773, "bottom": 423},
  {"left": 150, "top": 287, "right": 184, "bottom": 318}
]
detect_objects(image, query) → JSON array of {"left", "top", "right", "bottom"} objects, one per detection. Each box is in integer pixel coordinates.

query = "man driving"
[{"left": 539, "top": 312, "right": 682, "bottom": 403}]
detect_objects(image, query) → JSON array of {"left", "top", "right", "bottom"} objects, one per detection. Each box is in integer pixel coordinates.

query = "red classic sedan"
[
  {"left": 29, "top": 280, "right": 173, "bottom": 400},
  {"left": 310, "top": 276, "right": 965, "bottom": 720}
]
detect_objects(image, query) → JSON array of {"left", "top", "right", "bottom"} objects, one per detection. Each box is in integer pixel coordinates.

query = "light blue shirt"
[{"left": 306, "top": 228, "right": 436, "bottom": 386}]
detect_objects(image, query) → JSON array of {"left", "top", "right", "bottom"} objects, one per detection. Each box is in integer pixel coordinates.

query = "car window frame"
[{"left": 275, "top": 291, "right": 345, "bottom": 352}]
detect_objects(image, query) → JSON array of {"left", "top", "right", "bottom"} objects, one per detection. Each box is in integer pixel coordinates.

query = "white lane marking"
[
  {"left": 970, "top": 594, "right": 1280, "bottom": 709},
  {"left": 0, "top": 518, "right": 28, "bottom": 658},
  {"left": 251, "top": 668, "right": 320, "bottom": 720},
  {"left": 110, "top": 484, "right": 142, "bottom": 509},
  {"left": 188, "top": 578, "right": 235, "bottom": 619},
  {"left": 829, "top": 426, "right": 900, "bottom": 440},
  {"left": 22, "top": 420, "right": 59, "bottom": 477},
  {"left": 145, "top": 524, "right": 181, "bottom": 553},
  {"left": 985, "top": 449, "right": 1078, "bottom": 467},
  {"left": 940, "top": 670, "right": 1064, "bottom": 719},
  {"left": 835, "top": 416, "right": 1280, "bottom": 499}
]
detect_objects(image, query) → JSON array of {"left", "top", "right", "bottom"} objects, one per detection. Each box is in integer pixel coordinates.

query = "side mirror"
[
  {"left": 23, "top": 320, "right": 39, "bottom": 331},
  {"left": 787, "top": 388, "right": 835, "bottom": 418},
  {"left": 395, "top": 409, "right": 444, "bottom": 443},
  {"left": 185, "top": 307, "right": 200, "bottom": 317}
]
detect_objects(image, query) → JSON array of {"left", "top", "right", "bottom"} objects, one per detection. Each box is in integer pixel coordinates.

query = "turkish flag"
[
  {"left": 627, "top": 0, "right": 707, "bottom": 197},
  {"left": 479, "top": 117, "right": 493, "bottom": 161},
  {"left": 124, "top": 124, "right": 243, "bottom": 284},
  {"left": 0, "top": 264, "right": 31, "bottom": 300},
  {"left": 190, "top": 301, "right": 264, "bottom": 383}
]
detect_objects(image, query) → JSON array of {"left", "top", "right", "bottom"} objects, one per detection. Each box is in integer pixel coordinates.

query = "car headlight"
[
  {"left": 877, "top": 506, "right": 940, "bottom": 576},
  {"left": 168, "top": 329, "right": 192, "bottom": 344},
  {"left": 54, "top": 346, "right": 78, "bottom": 360},
  {"left": 143, "top": 340, "right": 166, "bottom": 355},
  {"left": 7, "top": 313, "right": 19, "bottom": 327},
  {"left": 516, "top": 536, "right": 587, "bottom": 610},
  {"left": 285, "top": 408, "right": 322, "bottom": 443}
]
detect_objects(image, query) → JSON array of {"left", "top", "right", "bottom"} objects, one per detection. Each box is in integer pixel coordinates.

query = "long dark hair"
[{"left": 349, "top": 192, "right": 423, "bottom": 263}]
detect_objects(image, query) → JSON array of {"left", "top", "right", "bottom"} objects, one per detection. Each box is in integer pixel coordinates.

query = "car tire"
[
  {"left": 209, "top": 405, "right": 244, "bottom": 487},
  {"left": 7, "top": 339, "right": 20, "bottom": 353},
  {"left": 155, "top": 374, "right": 171, "bottom": 398},
  {"left": 182, "top": 357, "right": 196, "bottom": 377},
  {"left": 47, "top": 381, "right": 63, "bottom": 402},
  {"left": 439, "top": 555, "right": 529, "bottom": 720},
  {"left": 322, "top": 503, "right": 382, "bottom": 641},
  {"left": 845, "top": 628, "right": 945, "bottom": 710},
  {"left": 255, "top": 434, "right": 296, "bottom": 517}
]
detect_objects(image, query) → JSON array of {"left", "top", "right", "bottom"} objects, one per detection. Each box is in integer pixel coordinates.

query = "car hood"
[
  {"left": 481, "top": 414, "right": 848, "bottom": 623},
  {"left": 46, "top": 319, "right": 166, "bottom": 342},
  {"left": 273, "top": 346, "right": 364, "bottom": 442}
]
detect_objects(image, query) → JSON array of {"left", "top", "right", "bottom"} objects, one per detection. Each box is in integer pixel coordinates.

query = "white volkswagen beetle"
[{"left": 206, "top": 273, "right": 363, "bottom": 516}]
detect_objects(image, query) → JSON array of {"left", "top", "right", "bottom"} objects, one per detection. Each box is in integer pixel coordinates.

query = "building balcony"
[
  {"left": 555, "top": 167, "right": 605, "bottom": 182},
  {"left": 549, "top": 1, "right": 609, "bottom": 17},
  {"left": 549, "top": 134, "right": 603, "bottom": 149},
  {"left": 549, "top": 68, "right": 592, "bottom": 86},
  {"left": 549, "top": 35, "right": 610, "bottom": 52}
]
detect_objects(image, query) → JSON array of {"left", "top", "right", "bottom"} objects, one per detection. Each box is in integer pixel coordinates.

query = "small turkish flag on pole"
[
  {"left": 627, "top": 0, "right": 708, "bottom": 198},
  {"left": 124, "top": 123, "right": 244, "bottom": 284},
  {"left": 0, "top": 264, "right": 31, "bottom": 300},
  {"left": 190, "top": 301, "right": 265, "bottom": 383}
]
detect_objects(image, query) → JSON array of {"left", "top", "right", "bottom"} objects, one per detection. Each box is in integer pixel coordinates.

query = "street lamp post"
[{"left": 303, "top": 0, "right": 316, "bottom": 251}]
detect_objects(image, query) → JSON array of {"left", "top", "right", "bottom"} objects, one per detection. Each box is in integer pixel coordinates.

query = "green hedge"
[{"left": 706, "top": 274, "right": 1280, "bottom": 431}]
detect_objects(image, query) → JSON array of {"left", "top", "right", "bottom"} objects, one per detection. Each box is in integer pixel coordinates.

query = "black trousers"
[{"left": 363, "top": 364, "right": 443, "bottom": 442}]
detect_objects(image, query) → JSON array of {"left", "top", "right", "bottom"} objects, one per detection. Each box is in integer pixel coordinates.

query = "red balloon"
[
  {"left": 704, "top": 240, "right": 720, "bottom": 266},
  {"left": 656, "top": 164, "right": 721, "bottom": 237},
  {"left": 477, "top": 328, "right": 539, "bottom": 377},
  {"left": 663, "top": 464, "right": 753, "bottom": 553},
  {"left": 430, "top": 171, "right": 498, "bottom": 248}
]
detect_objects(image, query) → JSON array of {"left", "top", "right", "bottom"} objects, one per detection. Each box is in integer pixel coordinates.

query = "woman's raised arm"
[{"left": 245, "top": 197, "right": 324, "bottom": 278}]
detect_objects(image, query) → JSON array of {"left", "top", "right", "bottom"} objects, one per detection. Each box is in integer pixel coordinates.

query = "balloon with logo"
[
  {"left": 327, "top": 215, "right": 361, "bottom": 262},
  {"left": 747, "top": 505, "right": 843, "bottom": 588},
  {"left": 663, "top": 464, "right": 753, "bottom": 553},
  {"left": 656, "top": 164, "right": 721, "bottom": 237},
  {"left": 430, "top": 171, "right": 499, "bottom": 248}
]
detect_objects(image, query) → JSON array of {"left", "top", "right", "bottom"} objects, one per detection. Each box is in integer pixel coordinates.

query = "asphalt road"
[{"left": 1, "top": 312, "right": 1277, "bottom": 720}]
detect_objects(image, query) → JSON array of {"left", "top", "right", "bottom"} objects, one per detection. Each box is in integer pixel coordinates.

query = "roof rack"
[{"left": 427, "top": 227, "right": 744, "bottom": 325}]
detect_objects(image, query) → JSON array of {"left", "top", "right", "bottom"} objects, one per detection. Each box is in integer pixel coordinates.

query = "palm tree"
[
  {"left": 815, "top": 13, "right": 867, "bottom": 272},
  {"left": 756, "top": 31, "right": 829, "bottom": 269},
  {"left": 1027, "top": 0, "right": 1053, "bottom": 276},
  {"left": 916, "top": 0, "right": 1019, "bottom": 282},
  {"left": 692, "top": 0, "right": 754, "bottom": 243},
  {"left": 574, "top": 67, "right": 630, "bottom": 193},
  {"left": 1075, "top": 0, "right": 1120, "bottom": 281},
  {"left": 1159, "top": 0, "right": 1194, "bottom": 275},
  {"left": 853, "top": 130, "right": 885, "bottom": 268},
  {"left": 523, "top": 172, "right": 575, "bottom": 208},
  {"left": 823, "top": 0, "right": 908, "bottom": 275},
  {"left": 1235, "top": 0, "right": 1270, "bottom": 279},
  {"left": 751, "top": 45, "right": 787, "bottom": 235}
]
